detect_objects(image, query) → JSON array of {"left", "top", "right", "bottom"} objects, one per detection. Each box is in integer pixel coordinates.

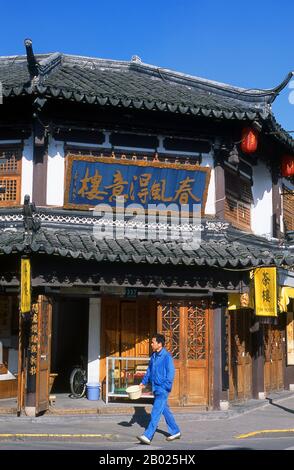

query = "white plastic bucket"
[{"left": 126, "top": 385, "right": 142, "bottom": 400}]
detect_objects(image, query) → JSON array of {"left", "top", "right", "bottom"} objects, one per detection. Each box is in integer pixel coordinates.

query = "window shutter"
[
  {"left": 283, "top": 187, "right": 294, "bottom": 231},
  {"left": 0, "top": 147, "right": 22, "bottom": 206},
  {"left": 225, "top": 169, "right": 252, "bottom": 229}
]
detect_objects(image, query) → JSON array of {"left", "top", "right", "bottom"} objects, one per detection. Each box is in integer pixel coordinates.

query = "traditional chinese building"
[{"left": 0, "top": 40, "right": 293, "bottom": 415}]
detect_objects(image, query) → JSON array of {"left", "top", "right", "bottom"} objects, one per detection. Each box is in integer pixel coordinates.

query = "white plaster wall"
[
  {"left": 46, "top": 137, "right": 65, "bottom": 206},
  {"left": 202, "top": 152, "right": 215, "bottom": 215},
  {"left": 87, "top": 298, "right": 101, "bottom": 384},
  {"left": 251, "top": 161, "right": 273, "bottom": 237},
  {"left": 21, "top": 136, "right": 33, "bottom": 202}
]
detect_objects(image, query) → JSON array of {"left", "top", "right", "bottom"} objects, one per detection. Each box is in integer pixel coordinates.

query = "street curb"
[{"left": 1, "top": 391, "right": 294, "bottom": 422}]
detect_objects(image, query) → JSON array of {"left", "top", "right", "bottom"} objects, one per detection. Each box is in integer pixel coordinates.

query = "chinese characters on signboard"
[
  {"left": 286, "top": 312, "right": 294, "bottom": 365},
  {"left": 64, "top": 155, "right": 210, "bottom": 211},
  {"left": 21, "top": 258, "right": 31, "bottom": 313},
  {"left": 254, "top": 267, "right": 277, "bottom": 317},
  {"left": 29, "top": 303, "right": 38, "bottom": 376}
]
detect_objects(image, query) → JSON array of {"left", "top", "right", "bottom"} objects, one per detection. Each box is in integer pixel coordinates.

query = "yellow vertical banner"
[
  {"left": 21, "top": 258, "right": 31, "bottom": 313},
  {"left": 254, "top": 267, "right": 277, "bottom": 317}
]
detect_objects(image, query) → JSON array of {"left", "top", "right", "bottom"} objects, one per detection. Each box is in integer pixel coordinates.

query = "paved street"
[{"left": 0, "top": 393, "right": 294, "bottom": 451}]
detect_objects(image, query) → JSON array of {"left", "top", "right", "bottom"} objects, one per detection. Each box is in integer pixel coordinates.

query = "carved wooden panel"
[
  {"left": 36, "top": 295, "right": 52, "bottom": 415},
  {"left": 161, "top": 301, "right": 180, "bottom": 359},
  {"left": 264, "top": 323, "right": 284, "bottom": 393},
  {"left": 229, "top": 310, "right": 252, "bottom": 401},
  {"left": 158, "top": 300, "right": 209, "bottom": 406},
  {"left": 187, "top": 303, "right": 206, "bottom": 360}
]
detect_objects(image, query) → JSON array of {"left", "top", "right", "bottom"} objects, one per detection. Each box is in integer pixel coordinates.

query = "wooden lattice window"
[
  {"left": 187, "top": 303, "right": 206, "bottom": 360},
  {"left": 161, "top": 302, "right": 180, "bottom": 359},
  {"left": 224, "top": 169, "right": 252, "bottom": 230},
  {"left": 0, "top": 147, "right": 22, "bottom": 207},
  {"left": 283, "top": 186, "right": 294, "bottom": 232}
]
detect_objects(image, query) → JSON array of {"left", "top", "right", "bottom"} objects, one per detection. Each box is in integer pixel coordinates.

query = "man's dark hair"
[{"left": 152, "top": 333, "right": 165, "bottom": 347}]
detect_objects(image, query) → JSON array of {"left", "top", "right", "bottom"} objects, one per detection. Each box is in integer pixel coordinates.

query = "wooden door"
[
  {"left": 100, "top": 297, "right": 156, "bottom": 398},
  {"left": 184, "top": 302, "right": 209, "bottom": 405},
  {"left": 158, "top": 300, "right": 209, "bottom": 407},
  {"left": 136, "top": 298, "right": 157, "bottom": 358},
  {"left": 158, "top": 301, "right": 184, "bottom": 406},
  {"left": 36, "top": 295, "right": 52, "bottom": 415},
  {"left": 121, "top": 302, "right": 137, "bottom": 358},
  {"left": 264, "top": 323, "right": 284, "bottom": 393},
  {"left": 229, "top": 310, "right": 252, "bottom": 401}
]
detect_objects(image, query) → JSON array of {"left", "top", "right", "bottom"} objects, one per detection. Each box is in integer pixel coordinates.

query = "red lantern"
[
  {"left": 241, "top": 127, "right": 258, "bottom": 154},
  {"left": 281, "top": 155, "right": 294, "bottom": 177}
]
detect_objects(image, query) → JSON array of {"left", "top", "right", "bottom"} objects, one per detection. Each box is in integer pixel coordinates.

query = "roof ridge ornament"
[
  {"left": 38, "top": 52, "right": 62, "bottom": 76},
  {"left": 131, "top": 55, "right": 142, "bottom": 63},
  {"left": 24, "top": 38, "right": 39, "bottom": 79},
  {"left": 23, "top": 195, "right": 41, "bottom": 233}
]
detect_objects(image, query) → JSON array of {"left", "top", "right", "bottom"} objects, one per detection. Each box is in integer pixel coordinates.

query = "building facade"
[{"left": 0, "top": 41, "right": 293, "bottom": 415}]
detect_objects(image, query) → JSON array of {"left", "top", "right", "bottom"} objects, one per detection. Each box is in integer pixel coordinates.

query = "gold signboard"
[
  {"left": 254, "top": 267, "right": 277, "bottom": 317},
  {"left": 286, "top": 312, "right": 294, "bottom": 365},
  {"left": 21, "top": 258, "right": 31, "bottom": 313}
]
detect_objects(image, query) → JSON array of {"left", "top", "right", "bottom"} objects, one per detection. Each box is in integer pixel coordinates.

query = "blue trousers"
[{"left": 144, "top": 390, "right": 180, "bottom": 441}]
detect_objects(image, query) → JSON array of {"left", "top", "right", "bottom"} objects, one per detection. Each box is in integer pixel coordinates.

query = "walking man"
[{"left": 137, "top": 333, "right": 181, "bottom": 445}]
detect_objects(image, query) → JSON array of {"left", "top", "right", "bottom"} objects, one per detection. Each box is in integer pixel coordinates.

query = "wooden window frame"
[
  {"left": 224, "top": 168, "right": 252, "bottom": 231},
  {"left": 0, "top": 146, "right": 22, "bottom": 207},
  {"left": 283, "top": 185, "right": 294, "bottom": 232}
]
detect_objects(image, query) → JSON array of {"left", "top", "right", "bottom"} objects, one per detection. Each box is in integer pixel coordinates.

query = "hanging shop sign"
[
  {"left": 20, "top": 258, "right": 31, "bottom": 313},
  {"left": 254, "top": 267, "right": 277, "bottom": 317},
  {"left": 64, "top": 154, "right": 211, "bottom": 212}
]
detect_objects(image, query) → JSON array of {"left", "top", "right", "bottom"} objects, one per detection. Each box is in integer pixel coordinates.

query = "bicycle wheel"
[{"left": 70, "top": 367, "right": 86, "bottom": 398}]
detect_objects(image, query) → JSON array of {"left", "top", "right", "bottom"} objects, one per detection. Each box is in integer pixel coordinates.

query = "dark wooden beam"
[
  {"left": 215, "top": 164, "right": 226, "bottom": 220},
  {"left": 272, "top": 180, "right": 282, "bottom": 239},
  {"left": 212, "top": 305, "right": 222, "bottom": 409},
  {"left": 252, "top": 326, "right": 264, "bottom": 399},
  {"left": 30, "top": 255, "right": 248, "bottom": 290},
  {"left": 32, "top": 146, "right": 47, "bottom": 206}
]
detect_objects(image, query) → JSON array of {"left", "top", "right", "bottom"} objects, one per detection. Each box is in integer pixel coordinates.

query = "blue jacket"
[{"left": 141, "top": 348, "right": 175, "bottom": 394}]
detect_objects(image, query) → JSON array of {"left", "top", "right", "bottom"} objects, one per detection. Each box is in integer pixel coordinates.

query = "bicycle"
[{"left": 69, "top": 356, "right": 87, "bottom": 398}]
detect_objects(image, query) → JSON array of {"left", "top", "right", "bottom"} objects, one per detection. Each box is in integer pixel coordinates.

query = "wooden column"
[
  {"left": 211, "top": 299, "right": 229, "bottom": 409},
  {"left": 212, "top": 305, "right": 222, "bottom": 409},
  {"left": 32, "top": 121, "right": 48, "bottom": 205},
  {"left": 87, "top": 298, "right": 101, "bottom": 383},
  {"left": 214, "top": 164, "right": 226, "bottom": 220},
  {"left": 272, "top": 179, "right": 282, "bottom": 239},
  {"left": 252, "top": 326, "right": 264, "bottom": 399}
]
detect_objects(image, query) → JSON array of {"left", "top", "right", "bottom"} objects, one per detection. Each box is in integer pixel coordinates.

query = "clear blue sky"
[{"left": 2, "top": 0, "right": 294, "bottom": 132}]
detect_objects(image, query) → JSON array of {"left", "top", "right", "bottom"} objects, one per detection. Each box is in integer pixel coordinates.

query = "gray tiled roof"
[
  {"left": 0, "top": 53, "right": 272, "bottom": 120},
  {"left": 0, "top": 225, "right": 293, "bottom": 269},
  {"left": 1, "top": 52, "right": 293, "bottom": 149}
]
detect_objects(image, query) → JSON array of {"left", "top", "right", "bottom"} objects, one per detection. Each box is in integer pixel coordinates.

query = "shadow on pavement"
[
  {"left": 266, "top": 397, "right": 294, "bottom": 414},
  {"left": 117, "top": 406, "right": 169, "bottom": 437},
  {"left": 118, "top": 407, "right": 150, "bottom": 428}
]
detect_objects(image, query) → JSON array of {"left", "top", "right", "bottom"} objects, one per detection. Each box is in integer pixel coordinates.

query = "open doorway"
[{"left": 50, "top": 297, "right": 89, "bottom": 393}]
